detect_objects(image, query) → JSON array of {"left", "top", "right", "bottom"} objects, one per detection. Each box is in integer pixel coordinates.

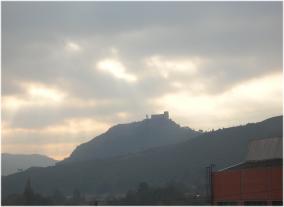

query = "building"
[
  {"left": 150, "top": 111, "right": 169, "bottom": 120},
  {"left": 212, "top": 137, "right": 283, "bottom": 205}
]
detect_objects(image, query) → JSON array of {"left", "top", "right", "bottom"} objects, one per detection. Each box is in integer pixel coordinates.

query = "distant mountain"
[
  {"left": 1, "top": 153, "right": 57, "bottom": 176},
  {"left": 2, "top": 115, "right": 282, "bottom": 198},
  {"left": 61, "top": 112, "right": 200, "bottom": 164}
]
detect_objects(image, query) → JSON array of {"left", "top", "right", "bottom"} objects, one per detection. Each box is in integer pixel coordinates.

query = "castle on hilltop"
[{"left": 149, "top": 111, "right": 169, "bottom": 120}]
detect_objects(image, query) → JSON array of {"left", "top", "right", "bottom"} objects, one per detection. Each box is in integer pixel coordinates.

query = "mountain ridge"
[
  {"left": 2, "top": 115, "right": 282, "bottom": 197},
  {"left": 1, "top": 153, "right": 57, "bottom": 176}
]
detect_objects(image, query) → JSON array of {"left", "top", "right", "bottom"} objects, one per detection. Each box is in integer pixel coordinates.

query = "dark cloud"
[{"left": 3, "top": 2, "right": 282, "bottom": 96}]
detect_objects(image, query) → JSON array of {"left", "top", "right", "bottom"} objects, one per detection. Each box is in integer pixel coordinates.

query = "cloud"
[{"left": 2, "top": 2, "right": 282, "bottom": 159}]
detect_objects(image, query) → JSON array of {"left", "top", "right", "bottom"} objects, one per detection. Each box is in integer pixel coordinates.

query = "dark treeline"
[
  {"left": 2, "top": 178, "right": 208, "bottom": 206},
  {"left": 2, "top": 178, "right": 97, "bottom": 205},
  {"left": 103, "top": 182, "right": 208, "bottom": 205}
]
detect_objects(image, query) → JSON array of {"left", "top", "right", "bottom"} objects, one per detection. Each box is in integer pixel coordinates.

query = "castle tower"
[
  {"left": 150, "top": 111, "right": 169, "bottom": 120},
  {"left": 164, "top": 111, "right": 169, "bottom": 119}
]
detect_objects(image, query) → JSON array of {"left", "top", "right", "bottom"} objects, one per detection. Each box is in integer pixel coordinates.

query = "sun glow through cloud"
[
  {"left": 2, "top": 118, "right": 111, "bottom": 159},
  {"left": 2, "top": 83, "right": 66, "bottom": 112},
  {"left": 65, "top": 41, "right": 81, "bottom": 52},
  {"left": 155, "top": 72, "right": 282, "bottom": 130},
  {"left": 96, "top": 59, "right": 137, "bottom": 82},
  {"left": 145, "top": 56, "right": 202, "bottom": 79},
  {"left": 28, "top": 86, "right": 65, "bottom": 102}
]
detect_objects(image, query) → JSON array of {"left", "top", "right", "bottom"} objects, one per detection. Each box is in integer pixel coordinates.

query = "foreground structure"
[{"left": 212, "top": 137, "right": 283, "bottom": 205}]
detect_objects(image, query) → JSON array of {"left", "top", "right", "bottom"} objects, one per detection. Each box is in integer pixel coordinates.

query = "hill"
[
  {"left": 2, "top": 115, "right": 282, "bottom": 198},
  {"left": 1, "top": 153, "right": 57, "bottom": 176},
  {"left": 61, "top": 111, "right": 200, "bottom": 164}
]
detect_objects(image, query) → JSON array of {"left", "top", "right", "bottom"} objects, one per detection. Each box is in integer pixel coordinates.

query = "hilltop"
[{"left": 61, "top": 111, "right": 200, "bottom": 164}]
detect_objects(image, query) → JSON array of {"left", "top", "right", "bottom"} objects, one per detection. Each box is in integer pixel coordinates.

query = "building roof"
[
  {"left": 217, "top": 137, "right": 283, "bottom": 172},
  {"left": 246, "top": 137, "right": 282, "bottom": 161},
  {"left": 217, "top": 159, "right": 282, "bottom": 171}
]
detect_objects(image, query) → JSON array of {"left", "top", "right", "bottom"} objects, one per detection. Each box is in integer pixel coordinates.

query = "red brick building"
[{"left": 212, "top": 137, "right": 283, "bottom": 205}]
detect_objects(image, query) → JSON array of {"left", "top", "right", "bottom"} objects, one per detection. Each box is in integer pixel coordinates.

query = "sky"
[{"left": 2, "top": 2, "right": 283, "bottom": 160}]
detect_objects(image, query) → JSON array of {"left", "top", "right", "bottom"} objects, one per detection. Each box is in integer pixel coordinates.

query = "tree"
[
  {"left": 137, "top": 182, "right": 149, "bottom": 194},
  {"left": 71, "top": 188, "right": 85, "bottom": 205},
  {"left": 52, "top": 188, "right": 66, "bottom": 205},
  {"left": 23, "top": 177, "right": 35, "bottom": 204}
]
